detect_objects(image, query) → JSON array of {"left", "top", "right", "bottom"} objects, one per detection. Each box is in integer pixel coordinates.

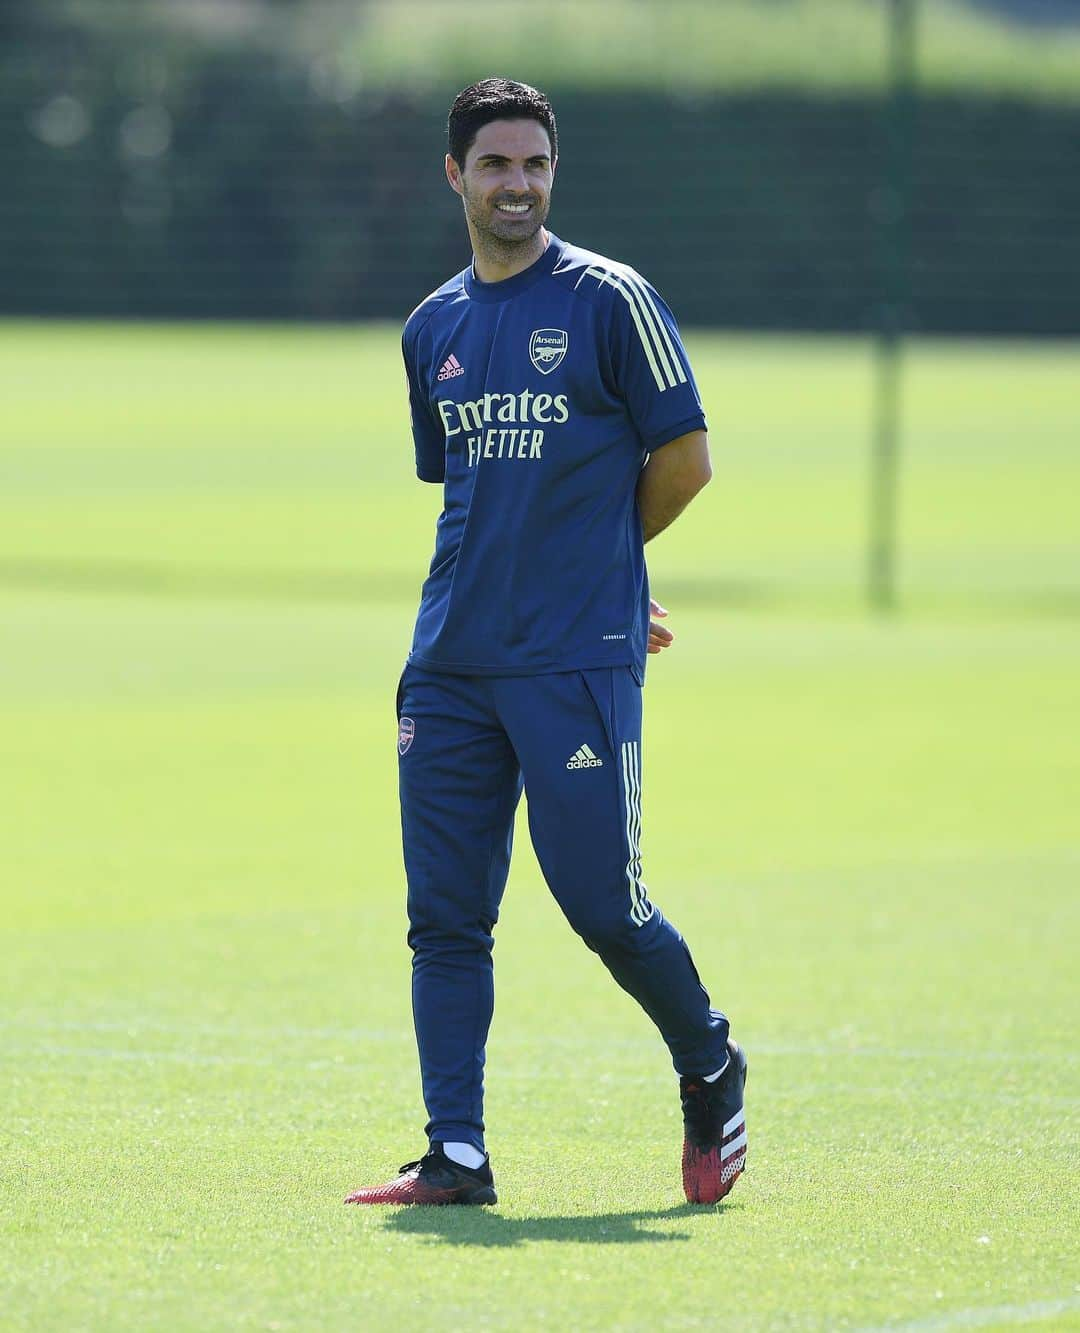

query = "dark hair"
[{"left": 447, "top": 77, "right": 558, "bottom": 168}]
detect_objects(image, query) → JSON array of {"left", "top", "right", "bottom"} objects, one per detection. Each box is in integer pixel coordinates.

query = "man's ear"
[{"left": 445, "top": 153, "right": 464, "bottom": 197}]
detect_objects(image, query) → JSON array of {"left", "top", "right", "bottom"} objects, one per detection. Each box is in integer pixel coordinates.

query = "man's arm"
[
  {"left": 402, "top": 321, "right": 447, "bottom": 483},
  {"left": 637, "top": 429, "right": 712, "bottom": 544}
]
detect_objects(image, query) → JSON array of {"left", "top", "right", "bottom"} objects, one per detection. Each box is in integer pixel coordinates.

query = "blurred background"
[
  {"left": 5, "top": 0, "right": 1080, "bottom": 330},
  {"left": 3, "top": 3, "right": 1079, "bottom": 1327}
]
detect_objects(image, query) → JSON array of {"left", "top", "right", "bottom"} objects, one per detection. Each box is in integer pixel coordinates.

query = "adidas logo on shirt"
[
  {"left": 437, "top": 353, "right": 465, "bottom": 381},
  {"left": 566, "top": 743, "right": 604, "bottom": 770}
]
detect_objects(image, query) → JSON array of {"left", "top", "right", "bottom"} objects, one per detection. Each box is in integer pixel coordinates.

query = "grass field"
[
  {"left": 1, "top": 323, "right": 1078, "bottom": 1331},
  {"left": 340, "top": 0, "right": 1080, "bottom": 101},
  {"left": 110, "top": 0, "right": 1080, "bottom": 102}
]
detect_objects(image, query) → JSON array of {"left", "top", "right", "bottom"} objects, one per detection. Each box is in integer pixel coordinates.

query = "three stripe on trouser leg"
[{"left": 620, "top": 740, "right": 653, "bottom": 926}]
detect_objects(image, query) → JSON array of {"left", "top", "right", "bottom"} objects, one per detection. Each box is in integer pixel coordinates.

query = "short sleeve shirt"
[{"left": 401, "top": 232, "right": 707, "bottom": 677}]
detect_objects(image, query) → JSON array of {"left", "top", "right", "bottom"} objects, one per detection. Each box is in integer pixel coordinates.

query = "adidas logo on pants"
[{"left": 567, "top": 743, "right": 603, "bottom": 770}]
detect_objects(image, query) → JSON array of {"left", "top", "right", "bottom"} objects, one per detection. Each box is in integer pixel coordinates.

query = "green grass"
[
  {"left": 70, "top": 0, "right": 1080, "bottom": 101},
  {"left": 329, "top": 0, "right": 1080, "bottom": 102},
  {"left": 1, "top": 322, "right": 1078, "bottom": 1331}
]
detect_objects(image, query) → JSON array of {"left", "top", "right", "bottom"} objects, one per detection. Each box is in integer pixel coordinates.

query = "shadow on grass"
[
  {"left": 0, "top": 558, "right": 773, "bottom": 610},
  {"left": 382, "top": 1201, "right": 741, "bottom": 1247},
  {"left": 6, "top": 557, "right": 1079, "bottom": 621}
]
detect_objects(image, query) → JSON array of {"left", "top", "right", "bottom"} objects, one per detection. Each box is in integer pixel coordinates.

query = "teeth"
[{"left": 497, "top": 203, "right": 530, "bottom": 213}]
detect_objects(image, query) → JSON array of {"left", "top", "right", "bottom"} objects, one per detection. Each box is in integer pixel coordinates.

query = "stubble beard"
[{"left": 463, "top": 187, "right": 550, "bottom": 271}]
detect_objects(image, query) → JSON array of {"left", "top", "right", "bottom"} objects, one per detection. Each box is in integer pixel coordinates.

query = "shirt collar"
[{"left": 464, "top": 232, "right": 563, "bottom": 303}]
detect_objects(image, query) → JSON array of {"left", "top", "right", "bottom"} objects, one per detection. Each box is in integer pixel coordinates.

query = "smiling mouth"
[{"left": 495, "top": 201, "right": 532, "bottom": 215}]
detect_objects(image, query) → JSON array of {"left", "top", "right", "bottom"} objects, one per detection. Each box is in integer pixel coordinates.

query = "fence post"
[{"left": 869, "top": 0, "right": 916, "bottom": 612}]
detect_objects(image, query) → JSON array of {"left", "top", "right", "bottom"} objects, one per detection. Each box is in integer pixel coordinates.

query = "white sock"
[
  {"left": 441, "top": 1141, "right": 486, "bottom": 1170},
  {"left": 703, "top": 1055, "right": 730, "bottom": 1084}
]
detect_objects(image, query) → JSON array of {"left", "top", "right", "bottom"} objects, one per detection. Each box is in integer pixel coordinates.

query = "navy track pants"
[{"left": 396, "top": 662, "right": 729, "bottom": 1151}]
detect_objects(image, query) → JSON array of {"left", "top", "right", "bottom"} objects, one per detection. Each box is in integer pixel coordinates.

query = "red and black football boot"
[
  {"left": 680, "top": 1038, "right": 748, "bottom": 1204},
  {"left": 344, "top": 1142, "right": 497, "bottom": 1206}
]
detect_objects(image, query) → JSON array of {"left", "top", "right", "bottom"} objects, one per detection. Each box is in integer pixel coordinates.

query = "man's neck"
[{"left": 470, "top": 227, "right": 550, "bottom": 285}]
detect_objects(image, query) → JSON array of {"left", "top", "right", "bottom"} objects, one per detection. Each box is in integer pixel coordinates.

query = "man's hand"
[{"left": 648, "top": 598, "right": 675, "bottom": 654}]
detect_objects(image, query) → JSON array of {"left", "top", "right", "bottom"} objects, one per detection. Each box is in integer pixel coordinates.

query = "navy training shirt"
[{"left": 402, "top": 232, "right": 707, "bottom": 677}]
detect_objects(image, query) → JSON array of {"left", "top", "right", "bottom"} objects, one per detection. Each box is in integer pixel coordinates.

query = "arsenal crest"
[
  {"left": 529, "top": 328, "right": 568, "bottom": 375},
  {"left": 397, "top": 716, "right": 415, "bottom": 756}
]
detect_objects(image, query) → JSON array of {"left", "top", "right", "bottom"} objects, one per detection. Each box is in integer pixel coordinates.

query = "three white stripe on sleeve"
[{"left": 578, "top": 264, "right": 689, "bottom": 393}]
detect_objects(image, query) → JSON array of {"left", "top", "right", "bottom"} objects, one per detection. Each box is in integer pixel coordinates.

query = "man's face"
[{"left": 446, "top": 118, "right": 555, "bottom": 247}]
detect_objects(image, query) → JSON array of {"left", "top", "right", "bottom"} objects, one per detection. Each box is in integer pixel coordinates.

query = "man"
[{"left": 346, "top": 78, "right": 746, "bottom": 1208}]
